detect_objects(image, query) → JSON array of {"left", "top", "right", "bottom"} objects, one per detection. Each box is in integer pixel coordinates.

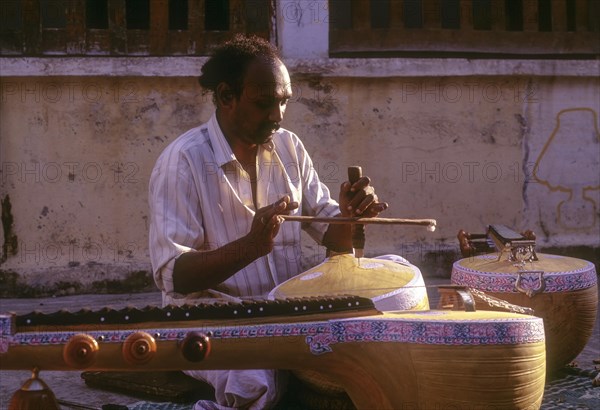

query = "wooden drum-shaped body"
[
  {"left": 451, "top": 253, "right": 598, "bottom": 373},
  {"left": 269, "top": 254, "right": 429, "bottom": 312}
]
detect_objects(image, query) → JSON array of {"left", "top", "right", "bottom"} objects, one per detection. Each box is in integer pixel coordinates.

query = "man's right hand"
[
  {"left": 173, "top": 195, "right": 299, "bottom": 294},
  {"left": 244, "top": 195, "right": 299, "bottom": 257}
]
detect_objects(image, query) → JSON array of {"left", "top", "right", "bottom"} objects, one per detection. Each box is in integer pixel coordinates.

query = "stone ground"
[{"left": 0, "top": 279, "right": 598, "bottom": 410}]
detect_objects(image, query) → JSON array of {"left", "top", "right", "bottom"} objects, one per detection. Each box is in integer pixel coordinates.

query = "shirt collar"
[
  {"left": 207, "top": 113, "right": 236, "bottom": 168},
  {"left": 207, "top": 112, "right": 276, "bottom": 168}
]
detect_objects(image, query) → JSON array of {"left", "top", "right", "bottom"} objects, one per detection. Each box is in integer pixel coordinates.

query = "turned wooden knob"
[
  {"left": 122, "top": 332, "right": 157, "bottom": 365},
  {"left": 180, "top": 331, "right": 211, "bottom": 362},
  {"left": 63, "top": 334, "right": 99, "bottom": 369}
]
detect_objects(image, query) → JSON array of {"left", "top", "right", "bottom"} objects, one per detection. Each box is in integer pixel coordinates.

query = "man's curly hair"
[{"left": 198, "top": 34, "right": 281, "bottom": 101}]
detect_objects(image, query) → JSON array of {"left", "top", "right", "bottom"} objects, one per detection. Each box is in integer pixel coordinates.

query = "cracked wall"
[{"left": 0, "top": 74, "right": 598, "bottom": 294}]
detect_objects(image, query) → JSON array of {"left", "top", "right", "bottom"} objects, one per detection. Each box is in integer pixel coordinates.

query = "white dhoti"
[{"left": 188, "top": 369, "right": 288, "bottom": 410}]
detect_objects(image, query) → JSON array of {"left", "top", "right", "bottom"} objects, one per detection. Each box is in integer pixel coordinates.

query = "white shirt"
[{"left": 148, "top": 113, "right": 340, "bottom": 300}]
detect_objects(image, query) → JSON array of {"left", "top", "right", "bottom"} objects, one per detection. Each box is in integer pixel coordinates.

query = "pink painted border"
[{"left": 452, "top": 256, "right": 597, "bottom": 293}]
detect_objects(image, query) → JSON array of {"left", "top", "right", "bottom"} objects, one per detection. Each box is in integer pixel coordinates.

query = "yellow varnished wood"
[
  {"left": 271, "top": 254, "right": 417, "bottom": 299},
  {"left": 457, "top": 252, "right": 591, "bottom": 273}
]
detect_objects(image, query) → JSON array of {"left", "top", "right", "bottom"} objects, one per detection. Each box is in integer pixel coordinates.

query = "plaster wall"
[{"left": 1, "top": 74, "right": 599, "bottom": 294}]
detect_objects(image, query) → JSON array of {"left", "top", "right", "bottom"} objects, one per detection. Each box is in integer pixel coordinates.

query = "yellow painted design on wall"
[{"left": 533, "top": 108, "right": 600, "bottom": 229}]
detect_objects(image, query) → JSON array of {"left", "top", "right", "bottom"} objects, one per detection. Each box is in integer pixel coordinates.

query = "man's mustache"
[{"left": 263, "top": 123, "right": 280, "bottom": 132}]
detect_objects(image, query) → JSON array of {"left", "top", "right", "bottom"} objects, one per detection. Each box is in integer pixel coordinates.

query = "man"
[{"left": 148, "top": 34, "right": 388, "bottom": 409}]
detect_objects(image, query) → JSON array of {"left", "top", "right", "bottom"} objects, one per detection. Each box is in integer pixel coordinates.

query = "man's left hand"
[{"left": 339, "top": 176, "right": 388, "bottom": 218}]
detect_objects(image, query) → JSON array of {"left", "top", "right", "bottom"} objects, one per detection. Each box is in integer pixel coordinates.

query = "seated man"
[{"left": 148, "top": 34, "right": 388, "bottom": 410}]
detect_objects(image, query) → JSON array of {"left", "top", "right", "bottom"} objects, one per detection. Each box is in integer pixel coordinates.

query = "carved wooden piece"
[{"left": 0, "top": 306, "right": 546, "bottom": 410}]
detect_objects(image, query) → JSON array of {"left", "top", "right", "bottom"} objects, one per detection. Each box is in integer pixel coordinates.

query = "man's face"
[{"left": 230, "top": 58, "right": 293, "bottom": 146}]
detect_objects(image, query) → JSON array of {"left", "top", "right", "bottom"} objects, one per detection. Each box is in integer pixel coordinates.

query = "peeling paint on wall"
[
  {"left": 295, "top": 74, "right": 338, "bottom": 117},
  {"left": 1, "top": 195, "right": 18, "bottom": 264}
]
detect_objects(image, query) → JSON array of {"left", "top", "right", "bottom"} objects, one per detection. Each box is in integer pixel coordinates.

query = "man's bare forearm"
[
  {"left": 174, "top": 220, "right": 354, "bottom": 294},
  {"left": 172, "top": 236, "right": 264, "bottom": 294},
  {"left": 172, "top": 198, "right": 296, "bottom": 295}
]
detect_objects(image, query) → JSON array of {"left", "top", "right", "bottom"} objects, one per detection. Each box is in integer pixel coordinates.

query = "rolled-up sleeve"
[
  {"left": 148, "top": 152, "right": 205, "bottom": 294},
  {"left": 293, "top": 136, "right": 340, "bottom": 244}
]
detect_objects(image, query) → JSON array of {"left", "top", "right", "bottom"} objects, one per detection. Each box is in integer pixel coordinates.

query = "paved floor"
[{"left": 1, "top": 281, "right": 598, "bottom": 410}]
